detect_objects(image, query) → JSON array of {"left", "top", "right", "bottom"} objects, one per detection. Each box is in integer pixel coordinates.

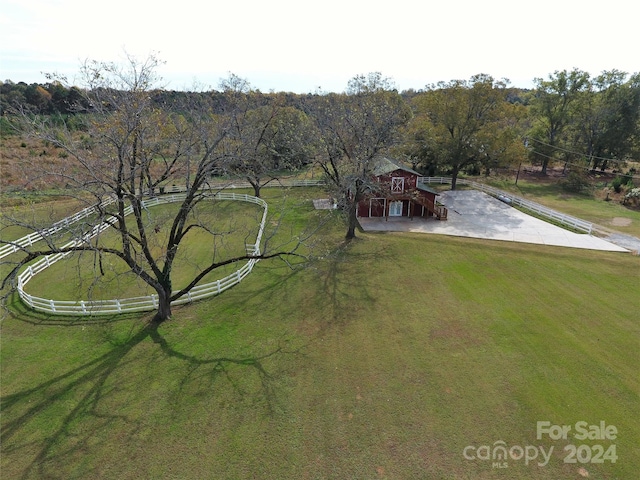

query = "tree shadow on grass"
[
  {"left": 312, "top": 238, "right": 394, "bottom": 326},
  {"left": 230, "top": 238, "right": 394, "bottom": 334},
  {"left": 0, "top": 319, "right": 304, "bottom": 480}
]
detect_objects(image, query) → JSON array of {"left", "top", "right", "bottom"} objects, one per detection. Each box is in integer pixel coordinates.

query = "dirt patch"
[
  {"left": 430, "top": 320, "right": 482, "bottom": 346},
  {"left": 611, "top": 217, "right": 632, "bottom": 227}
]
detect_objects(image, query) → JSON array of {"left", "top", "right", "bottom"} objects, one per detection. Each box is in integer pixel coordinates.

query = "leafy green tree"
[
  {"left": 24, "top": 84, "right": 52, "bottom": 113},
  {"left": 474, "top": 100, "right": 528, "bottom": 176},
  {"left": 409, "top": 74, "right": 511, "bottom": 189},
  {"left": 528, "top": 69, "right": 590, "bottom": 174},
  {"left": 0, "top": 80, "right": 27, "bottom": 115},
  {"left": 571, "top": 70, "right": 640, "bottom": 171}
]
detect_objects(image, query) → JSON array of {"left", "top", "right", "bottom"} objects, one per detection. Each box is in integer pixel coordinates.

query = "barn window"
[{"left": 391, "top": 177, "right": 404, "bottom": 193}]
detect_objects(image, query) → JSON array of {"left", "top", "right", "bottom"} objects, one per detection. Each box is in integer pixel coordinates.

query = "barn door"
[{"left": 389, "top": 201, "right": 403, "bottom": 216}]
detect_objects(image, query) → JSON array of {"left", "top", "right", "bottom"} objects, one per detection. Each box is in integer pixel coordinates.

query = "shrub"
[
  {"left": 611, "top": 176, "right": 624, "bottom": 193},
  {"left": 0, "top": 116, "right": 14, "bottom": 138},
  {"left": 560, "top": 171, "right": 590, "bottom": 192},
  {"left": 623, "top": 187, "right": 640, "bottom": 206},
  {"left": 623, "top": 172, "right": 635, "bottom": 188},
  {"left": 464, "top": 164, "right": 481, "bottom": 176}
]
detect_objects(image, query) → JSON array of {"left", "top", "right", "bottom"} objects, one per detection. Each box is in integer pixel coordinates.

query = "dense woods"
[{"left": 3, "top": 68, "right": 639, "bottom": 189}]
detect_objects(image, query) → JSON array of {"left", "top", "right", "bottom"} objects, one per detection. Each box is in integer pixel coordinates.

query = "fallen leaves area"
[
  {"left": 1, "top": 136, "right": 81, "bottom": 192},
  {"left": 1, "top": 135, "right": 187, "bottom": 201}
]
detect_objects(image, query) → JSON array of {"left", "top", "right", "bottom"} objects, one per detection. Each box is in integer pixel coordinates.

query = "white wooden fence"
[
  {"left": 418, "top": 177, "right": 593, "bottom": 234},
  {"left": 14, "top": 192, "right": 268, "bottom": 316},
  {"left": 0, "top": 179, "right": 324, "bottom": 260},
  {"left": 6, "top": 176, "right": 599, "bottom": 316},
  {"left": 162, "top": 178, "right": 325, "bottom": 193},
  {"left": 0, "top": 198, "right": 117, "bottom": 259}
]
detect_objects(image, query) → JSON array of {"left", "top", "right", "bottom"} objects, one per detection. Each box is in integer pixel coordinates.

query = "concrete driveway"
[{"left": 358, "top": 190, "right": 629, "bottom": 252}]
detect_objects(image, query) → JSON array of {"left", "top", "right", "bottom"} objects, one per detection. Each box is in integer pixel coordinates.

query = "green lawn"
[
  {"left": 1, "top": 188, "right": 639, "bottom": 479},
  {"left": 21, "top": 199, "right": 265, "bottom": 301},
  {"left": 0, "top": 195, "right": 91, "bottom": 242}
]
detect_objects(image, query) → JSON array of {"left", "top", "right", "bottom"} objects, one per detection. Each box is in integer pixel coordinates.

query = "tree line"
[
  {"left": 2, "top": 56, "right": 639, "bottom": 322},
  {"left": 3, "top": 68, "right": 639, "bottom": 184}
]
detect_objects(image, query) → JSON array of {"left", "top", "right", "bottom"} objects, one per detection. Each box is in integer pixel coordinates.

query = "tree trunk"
[
  {"left": 541, "top": 157, "right": 549, "bottom": 175},
  {"left": 248, "top": 177, "right": 261, "bottom": 198},
  {"left": 345, "top": 203, "right": 358, "bottom": 240},
  {"left": 152, "top": 288, "right": 172, "bottom": 324},
  {"left": 451, "top": 167, "right": 460, "bottom": 190}
]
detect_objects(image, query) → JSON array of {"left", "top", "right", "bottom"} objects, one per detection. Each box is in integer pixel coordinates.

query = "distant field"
[{"left": 1, "top": 187, "right": 638, "bottom": 479}]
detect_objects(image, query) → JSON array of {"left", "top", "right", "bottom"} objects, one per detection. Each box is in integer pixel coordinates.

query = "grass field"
[
  {"left": 20, "top": 199, "right": 266, "bottom": 301},
  {"left": 1, "top": 187, "right": 639, "bottom": 479}
]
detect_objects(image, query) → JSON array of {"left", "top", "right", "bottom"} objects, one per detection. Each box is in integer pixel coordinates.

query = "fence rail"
[
  {"left": 417, "top": 177, "right": 593, "bottom": 234},
  {"left": 0, "top": 198, "right": 116, "bottom": 259},
  {"left": 15, "top": 192, "right": 268, "bottom": 316},
  {"left": 162, "top": 178, "right": 325, "bottom": 193},
  {"left": 1, "top": 179, "right": 324, "bottom": 260}
]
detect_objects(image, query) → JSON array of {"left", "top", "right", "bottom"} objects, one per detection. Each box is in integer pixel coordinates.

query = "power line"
[
  {"left": 522, "top": 149, "right": 640, "bottom": 180},
  {"left": 528, "top": 137, "right": 637, "bottom": 165}
]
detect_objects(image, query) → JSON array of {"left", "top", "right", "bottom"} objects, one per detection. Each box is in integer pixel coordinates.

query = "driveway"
[{"left": 358, "top": 190, "right": 629, "bottom": 253}]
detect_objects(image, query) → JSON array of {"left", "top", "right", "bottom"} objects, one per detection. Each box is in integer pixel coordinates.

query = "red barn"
[{"left": 357, "top": 157, "right": 447, "bottom": 220}]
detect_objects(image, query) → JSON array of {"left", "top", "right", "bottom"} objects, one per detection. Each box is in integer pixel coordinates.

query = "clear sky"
[{"left": 1, "top": 0, "right": 637, "bottom": 93}]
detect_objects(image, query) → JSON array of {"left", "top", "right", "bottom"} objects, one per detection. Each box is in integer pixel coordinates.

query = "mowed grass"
[
  {"left": 0, "top": 195, "right": 92, "bottom": 242},
  {"left": 21, "top": 199, "right": 266, "bottom": 301},
  {"left": 1, "top": 190, "right": 639, "bottom": 479}
]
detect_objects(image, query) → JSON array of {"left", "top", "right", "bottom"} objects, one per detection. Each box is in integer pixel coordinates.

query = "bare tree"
[
  {"left": 2, "top": 55, "right": 302, "bottom": 323},
  {"left": 219, "top": 75, "right": 318, "bottom": 197},
  {"left": 306, "top": 73, "right": 411, "bottom": 239}
]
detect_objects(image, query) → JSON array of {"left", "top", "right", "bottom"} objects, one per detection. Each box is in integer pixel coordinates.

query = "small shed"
[{"left": 357, "top": 157, "right": 447, "bottom": 220}]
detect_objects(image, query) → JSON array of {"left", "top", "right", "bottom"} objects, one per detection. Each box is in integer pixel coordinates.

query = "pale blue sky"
[{"left": 1, "top": 0, "right": 637, "bottom": 92}]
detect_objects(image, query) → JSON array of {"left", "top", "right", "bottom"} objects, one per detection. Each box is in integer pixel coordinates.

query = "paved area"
[{"left": 358, "top": 190, "right": 630, "bottom": 253}]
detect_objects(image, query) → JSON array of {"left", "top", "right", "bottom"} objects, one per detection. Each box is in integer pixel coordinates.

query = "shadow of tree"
[
  {"left": 1, "top": 321, "right": 304, "bottom": 479},
  {"left": 146, "top": 325, "right": 294, "bottom": 415},
  {"left": 313, "top": 239, "right": 391, "bottom": 326}
]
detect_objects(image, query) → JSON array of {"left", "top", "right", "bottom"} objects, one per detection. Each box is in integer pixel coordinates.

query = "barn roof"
[
  {"left": 416, "top": 183, "right": 439, "bottom": 195},
  {"left": 371, "top": 156, "right": 421, "bottom": 177},
  {"left": 371, "top": 157, "right": 439, "bottom": 195},
  {"left": 373, "top": 157, "right": 440, "bottom": 195}
]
